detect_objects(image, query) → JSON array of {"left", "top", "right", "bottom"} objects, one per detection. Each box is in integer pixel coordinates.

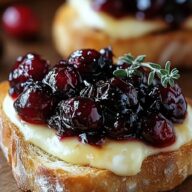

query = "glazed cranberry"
[
  {"left": 160, "top": 84, "right": 187, "bottom": 123},
  {"left": 92, "top": 0, "right": 192, "bottom": 26},
  {"left": 139, "top": 86, "right": 162, "bottom": 116},
  {"left": 2, "top": 5, "right": 39, "bottom": 38},
  {"left": 78, "top": 132, "right": 105, "bottom": 146},
  {"left": 68, "top": 49, "right": 102, "bottom": 76},
  {"left": 100, "top": 47, "right": 113, "bottom": 65},
  {"left": 48, "top": 97, "right": 103, "bottom": 136},
  {"left": 142, "top": 113, "right": 175, "bottom": 148},
  {"left": 110, "top": 78, "right": 138, "bottom": 109},
  {"left": 104, "top": 113, "right": 135, "bottom": 140},
  {"left": 43, "top": 64, "right": 81, "bottom": 98},
  {"left": 92, "top": 0, "right": 137, "bottom": 18},
  {"left": 9, "top": 53, "right": 49, "bottom": 98},
  {"left": 14, "top": 82, "right": 55, "bottom": 124}
]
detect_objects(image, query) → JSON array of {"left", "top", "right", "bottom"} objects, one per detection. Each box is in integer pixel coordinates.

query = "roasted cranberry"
[
  {"left": 91, "top": 0, "right": 192, "bottom": 26},
  {"left": 142, "top": 113, "right": 175, "bottom": 147},
  {"left": 100, "top": 47, "right": 116, "bottom": 77},
  {"left": 91, "top": 0, "right": 137, "bottom": 18},
  {"left": 2, "top": 5, "right": 39, "bottom": 38},
  {"left": 68, "top": 49, "right": 103, "bottom": 77},
  {"left": 14, "top": 82, "right": 55, "bottom": 124},
  {"left": 43, "top": 64, "right": 81, "bottom": 99},
  {"left": 9, "top": 53, "right": 49, "bottom": 98},
  {"left": 48, "top": 97, "right": 103, "bottom": 136},
  {"left": 79, "top": 132, "right": 105, "bottom": 146},
  {"left": 160, "top": 84, "right": 187, "bottom": 123},
  {"left": 110, "top": 78, "right": 138, "bottom": 110},
  {"left": 104, "top": 113, "right": 135, "bottom": 140},
  {"left": 100, "top": 47, "right": 113, "bottom": 65}
]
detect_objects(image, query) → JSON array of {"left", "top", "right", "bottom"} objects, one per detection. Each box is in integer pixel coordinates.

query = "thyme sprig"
[{"left": 113, "top": 53, "right": 180, "bottom": 88}]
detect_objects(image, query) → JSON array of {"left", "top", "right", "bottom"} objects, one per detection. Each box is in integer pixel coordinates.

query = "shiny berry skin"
[
  {"left": 142, "top": 113, "right": 175, "bottom": 148},
  {"left": 99, "top": 47, "right": 113, "bottom": 65},
  {"left": 14, "top": 82, "right": 55, "bottom": 124},
  {"left": 91, "top": 0, "right": 192, "bottom": 26},
  {"left": 110, "top": 78, "right": 138, "bottom": 109},
  {"left": 104, "top": 114, "right": 134, "bottom": 140},
  {"left": 43, "top": 64, "right": 81, "bottom": 98},
  {"left": 48, "top": 97, "right": 103, "bottom": 136},
  {"left": 68, "top": 49, "right": 102, "bottom": 76},
  {"left": 9, "top": 53, "right": 49, "bottom": 98},
  {"left": 92, "top": 0, "right": 137, "bottom": 18},
  {"left": 160, "top": 84, "right": 187, "bottom": 123},
  {"left": 2, "top": 5, "right": 39, "bottom": 38}
]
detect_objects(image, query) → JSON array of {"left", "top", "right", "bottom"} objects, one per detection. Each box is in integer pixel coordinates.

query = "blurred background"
[{"left": 0, "top": 0, "right": 63, "bottom": 82}]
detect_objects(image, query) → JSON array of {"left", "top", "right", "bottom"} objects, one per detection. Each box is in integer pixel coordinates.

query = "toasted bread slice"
[
  {"left": 0, "top": 81, "right": 192, "bottom": 192},
  {"left": 53, "top": 4, "right": 192, "bottom": 68}
]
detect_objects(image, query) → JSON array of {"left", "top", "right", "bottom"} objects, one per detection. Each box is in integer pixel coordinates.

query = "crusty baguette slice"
[
  {"left": 0, "top": 81, "right": 192, "bottom": 192},
  {"left": 53, "top": 4, "right": 192, "bottom": 68}
]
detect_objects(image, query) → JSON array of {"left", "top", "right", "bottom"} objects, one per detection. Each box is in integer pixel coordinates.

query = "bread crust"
[
  {"left": 0, "top": 81, "right": 192, "bottom": 192},
  {"left": 53, "top": 4, "right": 192, "bottom": 68}
]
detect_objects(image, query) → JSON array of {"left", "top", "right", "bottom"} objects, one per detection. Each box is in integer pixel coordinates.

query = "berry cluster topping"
[
  {"left": 9, "top": 48, "right": 187, "bottom": 148},
  {"left": 9, "top": 53, "right": 49, "bottom": 98},
  {"left": 91, "top": 0, "right": 192, "bottom": 27}
]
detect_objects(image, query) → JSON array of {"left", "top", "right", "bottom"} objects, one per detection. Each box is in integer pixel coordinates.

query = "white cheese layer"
[{"left": 3, "top": 95, "right": 192, "bottom": 176}]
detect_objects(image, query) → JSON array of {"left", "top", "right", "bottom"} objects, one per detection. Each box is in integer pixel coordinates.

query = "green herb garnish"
[{"left": 113, "top": 53, "right": 180, "bottom": 88}]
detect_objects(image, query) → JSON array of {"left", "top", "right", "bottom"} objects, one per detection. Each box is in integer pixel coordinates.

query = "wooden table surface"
[{"left": 0, "top": 0, "right": 192, "bottom": 191}]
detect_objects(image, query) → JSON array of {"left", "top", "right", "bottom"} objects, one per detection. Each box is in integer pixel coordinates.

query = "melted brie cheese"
[
  {"left": 68, "top": 0, "right": 168, "bottom": 38},
  {"left": 3, "top": 95, "right": 192, "bottom": 176}
]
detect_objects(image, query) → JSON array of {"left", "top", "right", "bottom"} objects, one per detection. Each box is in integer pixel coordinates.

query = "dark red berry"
[
  {"left": 14, "top": 82, "right": 55, "bottom": 124},
  {"left": 91, "top": 0, "right": 191, "bottom": 27},
  {"left": 110, "top": 78, "right": 138, "bottom": 109},
  {"left": 105, "top": 114, "right": 134, "bottom": 140},
  {"left": 142, "top": 113, "right": 175, "bottom": 148},
  {"left": 43, "top": 64, "right": 81, "bottom": 98},
  {"left": 99, "top": 47, "right": 113, "bottom": 65},
  {"left": 48, "top": 97, "right": 103, "bottom": 136},
  {"left": 2, "top": 5, "right": 39, "bottom": 38},
  {"left": 160, "top": 84, "right": 187, "bottom": 123},
  {"left": 9, "top": 53, "right": 49, "bottom": 98},
  {"left": 9, "top": 47, "right": 188, "bottom": 148},
  {"left": 68, "top": 49, "right": 102, "bottom": 76},
  {"left": 91, "top": 0, "right": 137, "bottom": 18},
  {"left": 78, "top": 132, "right": 105, "bottom": 146}
]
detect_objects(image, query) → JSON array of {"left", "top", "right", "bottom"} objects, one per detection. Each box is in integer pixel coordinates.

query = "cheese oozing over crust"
[{"left": 3, "top": 95, "right": 192, "bottom": 176}]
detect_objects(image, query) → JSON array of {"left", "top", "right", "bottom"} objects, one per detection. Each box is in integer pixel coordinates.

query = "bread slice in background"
[
  {"left": 53, "top": 4, "right": 192, "bottom": 68},
  {"left": 1, "top": 81, "right": 192, "bottom": 192}
]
